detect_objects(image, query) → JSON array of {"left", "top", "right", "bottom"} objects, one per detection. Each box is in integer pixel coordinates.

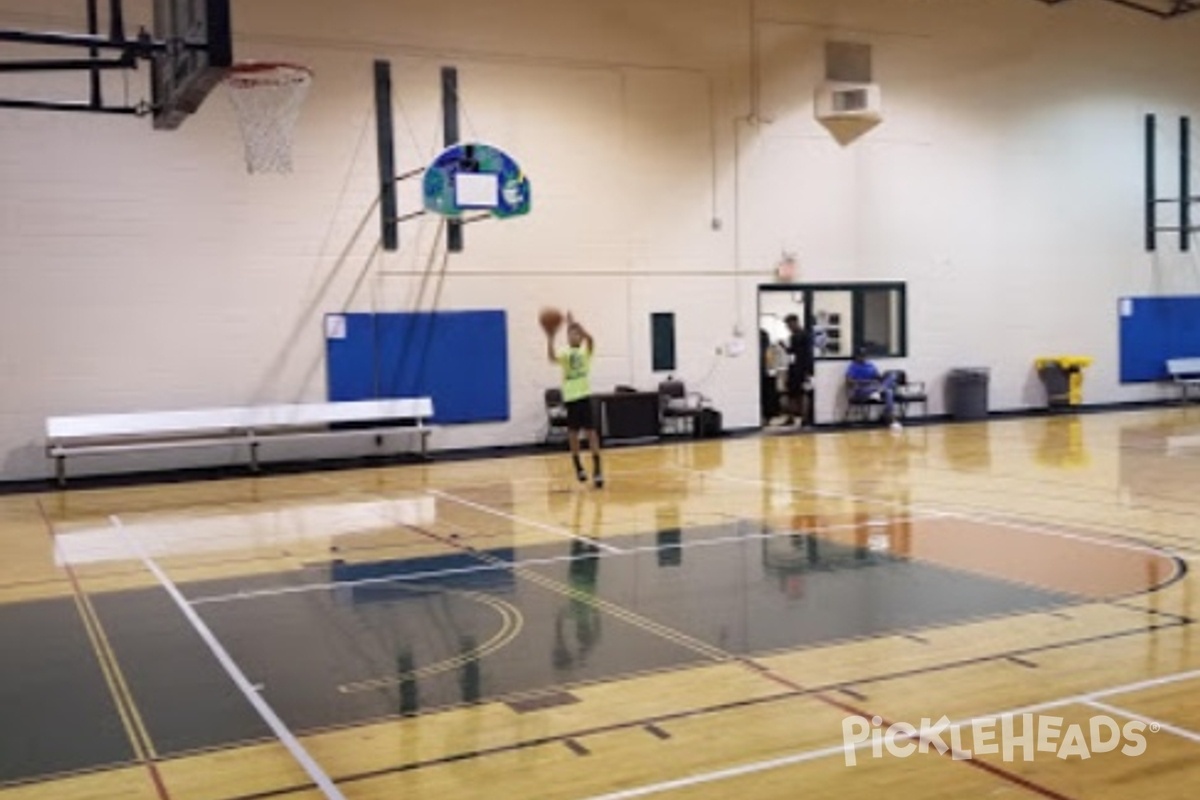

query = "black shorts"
[
  {"left": 787, "top": 370, "right": 809, "bottom": 394},
  {"left": 565, "top": 398, "right": 594, "bottom": 430}
]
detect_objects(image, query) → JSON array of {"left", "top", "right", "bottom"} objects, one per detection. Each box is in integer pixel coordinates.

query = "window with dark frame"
[
  {"left": 651, "top": 312, "right": 676, "bottom": 372},
  {"left": 760, "top": 283, "right": 906, "bottom": 361}
]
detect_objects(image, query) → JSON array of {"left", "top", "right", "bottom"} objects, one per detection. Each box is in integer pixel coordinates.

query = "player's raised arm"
[{"left": 568, "top": 312, "right": 595, "bottom": 354}]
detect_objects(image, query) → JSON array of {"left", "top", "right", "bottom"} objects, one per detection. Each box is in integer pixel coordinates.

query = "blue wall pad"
[
  {"left": 327, "top": 310, "right": 509, "bottom": 423},
  {"left": 1119, "top": 296, "right": 1200, "bottom": 382}
]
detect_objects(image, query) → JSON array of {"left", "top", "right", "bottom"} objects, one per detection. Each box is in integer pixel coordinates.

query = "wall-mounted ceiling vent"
[{"left": 816, "top": 41, "right": 881, "bottom": 122}]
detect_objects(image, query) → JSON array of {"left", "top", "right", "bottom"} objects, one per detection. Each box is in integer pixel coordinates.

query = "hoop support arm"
[
  {"left": 394, "top": 167, "right": 427, "bottom": 183},
  {"left": 0, "top": 55, "right": 135, "bottom": 72},
  {"left": 0, "top": 97, "right": 145, "bottom": 114},
  {"left": 0, "top": 28, "right": 166, "bottom": 54}
]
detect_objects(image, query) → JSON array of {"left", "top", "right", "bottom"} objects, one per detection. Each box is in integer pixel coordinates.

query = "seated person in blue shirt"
[{"left": 845, "top": 347, "right": 901, "bottom": 428}]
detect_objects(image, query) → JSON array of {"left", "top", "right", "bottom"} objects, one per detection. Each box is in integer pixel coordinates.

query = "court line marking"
[
  {"left": 398, "top": 466, "right": 675, "bottom": 491},
  {"left": 109, "top": 515, "right": 347, "bottom": 800},
  {"left": 395, "top": 521, "right": 737, "bottom": 664},
  {"left": 920, "top": 504, "right": 1200, "bottom": 557},
  {"left": 236, "top": 615, "right": 1188, "bottom": 796},
  {"left": 182, "top": 448, "right": 1192, "bottom": 796},
  {"left": 1083, "top": 699, "right": 1200, "bottom": 745},
  {"left": 185, "top": 514, "right": 932, "bottom": 605},
  {"left": 187, "top": 556, "right": 558, "bottom": 605},
  {"left": 499, "top": 557, "right": 733, "bottom": 664},
  {"left": 35, "top": 499, "right": 172, "bottom": 800},
  {"left": 71, "top": 581, "right": 160, "bottom": 760},
  {"left": 62, "top": 561, "right": 151, "bottom": 762},
  {"left": 427, "top": 488, "right": 623, "bottom": 553},
  {"left": 614, "top": 515, "right": 931, "bottom": 558},
  {"left": 579, "top": 666, "right": 1200, "bottom": 800},
  {"left": 337, "top": 590, "right": 524, "bottom": 693},
  {"left": 311, "top": 465, "right": 675, "bottom": 498},
  {"left": 685, "top": 467, "right": 1188, "bottom": 563}
]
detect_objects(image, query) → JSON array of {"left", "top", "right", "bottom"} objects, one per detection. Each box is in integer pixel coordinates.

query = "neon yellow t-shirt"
[{"left": 558, "top": 346, "right": 592, "bottom": 402}]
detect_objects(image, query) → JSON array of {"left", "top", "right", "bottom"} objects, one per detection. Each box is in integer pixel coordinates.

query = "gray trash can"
[
  {"left": 947, "top": 368, "right": 989, "bottom": 421},
  {"left": 1037, "top": 363, "right": 1070, "bottom": 407}
]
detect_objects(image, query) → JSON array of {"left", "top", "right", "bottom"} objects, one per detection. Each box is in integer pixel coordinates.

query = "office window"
[
  {"left": 857, "top": 286, "right": 904, "bottom": 357},
  {"left": 810, "top": 290, "right": 853, "bottom": 358},
  {"left": 759, "top": 282, "right": 906, "bottom": 361}
]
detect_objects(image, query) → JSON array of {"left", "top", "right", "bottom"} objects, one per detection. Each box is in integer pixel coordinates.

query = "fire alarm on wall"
[{"left": 776, "top": 252, "right": 798, "bottom": 282}]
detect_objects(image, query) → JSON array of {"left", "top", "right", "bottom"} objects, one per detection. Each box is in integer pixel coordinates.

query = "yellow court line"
[
  {"left": 67, "top": 586, "right": 148, "bottom": 763},
  {"left": 338, "top": 591, "right": 524, "bottom": 693},
  {"left": 492, "top": 559, "right": 733, "bottom": 664},
  {"left": 42, "top": 497, "right": 160, "bottom": 765},
  {"left": 74, "top": 586, "right": 160, "bottom": 760}
]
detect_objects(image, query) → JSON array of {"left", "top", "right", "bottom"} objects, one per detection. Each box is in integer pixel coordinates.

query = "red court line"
[
  {"left": 748, "top": 660, "right": 1079, "bottom": 800},
  {"left": 35, "top": 499, "right": 173, "bottom": 800}
]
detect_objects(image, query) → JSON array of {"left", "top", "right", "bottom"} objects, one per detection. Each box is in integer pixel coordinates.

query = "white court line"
[
  {"left": 413, "top": 466, "right": 676, "bottom": 492},
  {"left": 188, "top": 554, "right": 571, "bottom": 606},
  {"left": 581, "top": 742, "right": 852, "bottom": 800},
  {"left": 683, "top": 467, "right": 1187, "bottom": 562},
  {"left": 188, "top": 514, "right": 930, "bottom": 605},
  {"left": 108, "top": 515, "right": 347, "bottom": 800},
  {"left": 1084, "top": 699, "right": 1200, "bottom": 745},
  {"left": 580, "top": 666, "right": 1200, "bottom": 800},
  {"left": 615, "top": 515, "right": 932, "bottom": 559},
  {"left": 428, "top": 488, "right": 622, "bottom": 553}
]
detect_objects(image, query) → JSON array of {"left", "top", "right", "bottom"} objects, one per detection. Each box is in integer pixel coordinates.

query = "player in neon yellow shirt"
[{"left": 546, "top": 312, "right": 604, "bottom": 488}]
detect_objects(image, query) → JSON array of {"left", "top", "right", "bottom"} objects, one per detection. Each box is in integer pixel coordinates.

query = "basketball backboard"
[
  {"left": 422, "top": 143, "right": 531, "bottom": 219},
  {"left": 0, "top": 0, "right": 231, "bottom": 124},
  {"left": 151, "top": 0, "right": 232, "bottom": 130}
]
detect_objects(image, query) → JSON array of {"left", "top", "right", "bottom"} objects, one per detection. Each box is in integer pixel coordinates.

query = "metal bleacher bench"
[
  {"left": 1166, "top": 358, "right": 1200, "bottom": 403},
  {"left": 46, "top": 398, "right": 434, "bottom": 486}
]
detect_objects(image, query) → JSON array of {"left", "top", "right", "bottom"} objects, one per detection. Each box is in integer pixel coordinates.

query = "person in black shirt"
[
  {"left": 783, "top": 314, "right": 813, "bottom": 426},
  {"left": 760, "top": 329, "right": 782, "bottom": 423}
]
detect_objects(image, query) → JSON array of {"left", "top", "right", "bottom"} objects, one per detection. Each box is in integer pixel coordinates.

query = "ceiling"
[{"left": 1035, "top": 0, "right": 1200, "bottom": 18}]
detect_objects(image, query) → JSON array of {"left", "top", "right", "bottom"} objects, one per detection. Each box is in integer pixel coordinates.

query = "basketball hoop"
[{"left": 224, "top": 62, "right": 313, "bottom": 174}]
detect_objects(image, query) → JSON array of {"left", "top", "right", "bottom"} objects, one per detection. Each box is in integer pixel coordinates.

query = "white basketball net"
[{"left": 225, "top": 63, "right": 313, "bottom": 174}]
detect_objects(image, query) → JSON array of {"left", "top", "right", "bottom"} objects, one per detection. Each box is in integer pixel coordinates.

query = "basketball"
[{"left": 539, "top": 307, "right": 564, "bottom": 335}]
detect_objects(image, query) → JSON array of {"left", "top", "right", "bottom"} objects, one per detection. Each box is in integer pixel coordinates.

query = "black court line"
[
  {"left": 206, "top": 617, "right": 1192, "bottom": 800},
  {"left": 506, "top": 690, "right": 580, "bottom": 714},
  {"left": 33, "top": 508, "right": 1186, "bottom": 791},
  {"left": 644, "top": 723, "right": 671, "bottom": 740},
  {"left": 175, "top": 516, "right": 1177, "bottom": 743},
  {"left": 562, "top": 739, "right": 590, "bottom": 757},
  {"left": 1106, "top": 600, "right": 1194, "bottom": 623},
  {"left": 844, "top": 621, "right": 1191, "bottom": 691},
  {"left": 1006, "top": 655, "right": 1040, "bottom": 669}
]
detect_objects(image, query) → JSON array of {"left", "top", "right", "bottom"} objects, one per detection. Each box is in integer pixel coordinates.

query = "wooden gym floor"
[{"left": 1, "top": 408, "right": 1198, "bottom": 799}]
